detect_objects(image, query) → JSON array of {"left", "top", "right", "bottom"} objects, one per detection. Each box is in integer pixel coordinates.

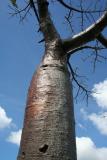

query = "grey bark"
[
  {"left": 63, "top": 11, "right": 107, "bottom": 53},
  {"left": 17, "top": 1, "right": 77, "bottom": 159},
  {"left": 17, "top": 39, "right": 77, "bottom": 160},
  {"left": 17, "top": 0, "right": 107, "bottom": 160}
]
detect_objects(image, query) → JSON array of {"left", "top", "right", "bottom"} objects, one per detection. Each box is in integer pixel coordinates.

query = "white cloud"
[
  {"left": 88, "top": 112, "right": 107, "bottom": 136},
  {"left": 0, "top": 106, "right": 12, "bottom": 129},
  {"left": 7, "top": 129, "right": 22, "bottom": 146},
  {"left": 92, "top": 79, "right": 107, "bottom": 109},
  {"left": 80, "top": 108, "right": 88, "bottom": 120},
  {"left": 81, "top": 108, "right": 107, "bottom": 136},
  {"left": 78, "top": 123, "right": 86, "bottom": 130},
  {"left": 76, "top": 137, "right": 107, "bottom": 160}
]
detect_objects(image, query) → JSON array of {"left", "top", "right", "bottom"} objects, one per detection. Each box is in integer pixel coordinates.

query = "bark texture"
[
  {"left": 16, "top": 0, "right": 107, "bottom": 159},
  {"left": 17, "top": 1, "right": 77, "bottom": 159},
  {"left": 17, "top": 40, "right": 77, "bottom": 160}
]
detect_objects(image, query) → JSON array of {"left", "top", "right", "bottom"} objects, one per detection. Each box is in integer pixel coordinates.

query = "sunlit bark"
[
  {"left": 17, "top": 0, "right": 107, "bottom": 160},
  {"left": 17, "top": 38, "right": 77, "bottom": 159}
]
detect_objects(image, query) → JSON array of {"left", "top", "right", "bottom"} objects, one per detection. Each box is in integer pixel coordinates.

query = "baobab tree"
[{"left": 10, "top": 0, "right": 107, "bottom": 160}]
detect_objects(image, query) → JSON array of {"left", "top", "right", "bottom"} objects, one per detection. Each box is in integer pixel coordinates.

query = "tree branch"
[
  {"left": 97, "top": 33, "right": 107, "bottom": 48},
  {"left": 67, "top": 59, "right": 91, "bottom": 103},
  {"left": 67, "top": 45, "right": 105, "bottom": 55},
  {"left": 62, "top": 11, "right": 107, "bottom": 53},
  {"left": 57, "top": 0, "right": 106, "bottom": 13},
  {"left": 37, "top": 0, "right": 60, "bottom": 42},
  {"left": 9, "top": 2, "right": 31, "bottom": 22},
  {"left": 30, "top": 0, "right": 40, "bottom": 24}
]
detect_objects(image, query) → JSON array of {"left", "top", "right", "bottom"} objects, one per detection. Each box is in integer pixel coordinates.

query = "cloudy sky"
[{"left": 0, "top": 1, "right": 107, "bottom": 160}]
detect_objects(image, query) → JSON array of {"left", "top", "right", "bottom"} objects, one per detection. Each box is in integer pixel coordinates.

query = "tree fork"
[
  {"left": 16, "top": 0, "right": 107, "bottom": 159},
  {"left": 17, "top": 1, "right": 77, "bottom": 159}
]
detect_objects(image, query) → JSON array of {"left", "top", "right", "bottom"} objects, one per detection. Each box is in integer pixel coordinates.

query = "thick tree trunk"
[
  {"left": 14, "top": 0, "right": 107, "bottom": 159},
  {"left": 17, "top": 40, "right": 77, "bottom": 160}
]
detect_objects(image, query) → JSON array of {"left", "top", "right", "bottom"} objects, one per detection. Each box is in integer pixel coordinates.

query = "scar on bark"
[
  {"left": 41, "top": 64, "right": 48, "bottom": 68},
  {"left": 22, "top": 152, "right": 25, "bottom": 158},
  {"left": 39, "top": 144, "right": 48, "bottom": 153}
]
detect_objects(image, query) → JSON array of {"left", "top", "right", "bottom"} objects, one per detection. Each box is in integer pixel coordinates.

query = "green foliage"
[{"left": 10, "top": 0, "right": 18, "bottom": 8}]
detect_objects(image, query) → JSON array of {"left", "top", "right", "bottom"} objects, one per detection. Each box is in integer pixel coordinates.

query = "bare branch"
[
  {"left": 80, "top": 42, "right": 107, "bottom": 71},
  {"left": 65, "top": 12, "right": 75, "bottom": 35},
  {"left": 67, "top": 59, "right": 91, "bottom": 103},
  {"left": 90, "top": 41, "right": 107, "bottom": 71},
  {"left": 9, "top": 1, "right": 40, "bottom": 25},
  {"left": 57, "top": 0, "right": 106, "bottom": 13},
  {"left": 37, "top": 0, "right": 60, "bottom": 42},
  {"left": 97, "top": 33, "right": 107, "bottom": 48},
  {"left": 30, "top": 0, "right": 40, "bottom": 24},
  {"left": 62, "top": 11, "right": 107, "bottom": 53},
  {"left": 9, "top": 3, "right": 31, "bottom": 22},
  {"left": 67, "top": 45, "right": 105, "bottom": 55}
]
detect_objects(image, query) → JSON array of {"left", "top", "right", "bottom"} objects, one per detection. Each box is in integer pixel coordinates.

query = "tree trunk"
[{"left": 17, "top": 40, "right": 77, "bottom": 160}]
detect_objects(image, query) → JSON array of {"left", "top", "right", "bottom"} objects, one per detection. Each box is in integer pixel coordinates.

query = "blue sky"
[{"left": 0, "top": 1, "right": 107, "bottom": 160}]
